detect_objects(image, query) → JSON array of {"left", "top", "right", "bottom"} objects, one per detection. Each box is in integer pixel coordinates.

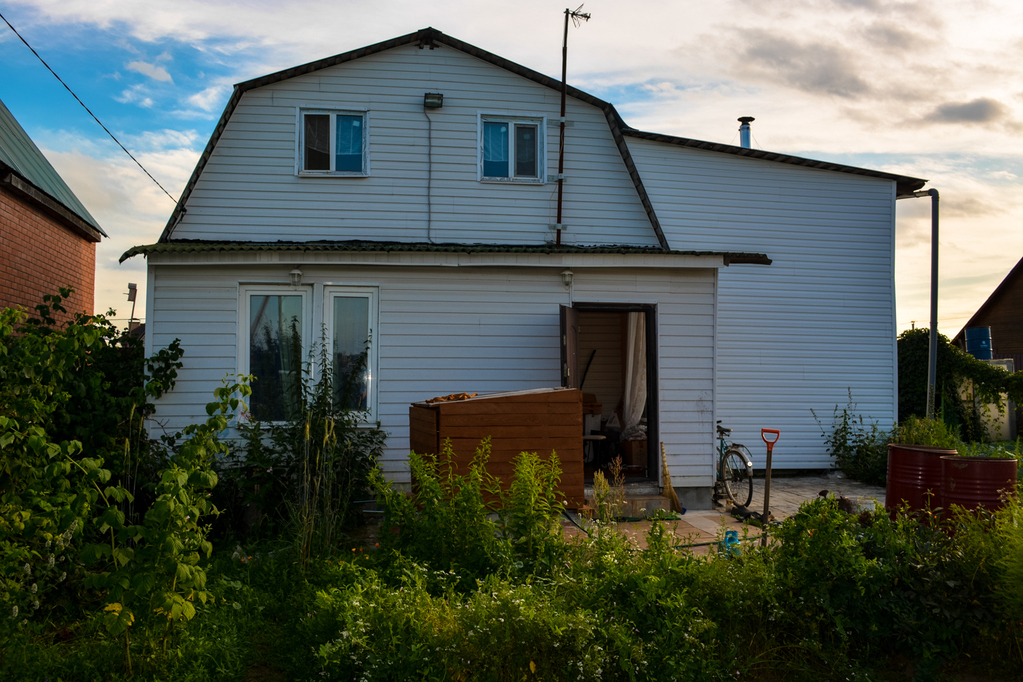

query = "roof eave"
[
  {"left": 1, "top": 168, "right": 105, "bottom": 241},
  {"left": 122, "top": 239, "right": 771, "bottom": 265},
  {"left": 953, "top": 255, "right": 1023, "bottom": 342},
  {"left": 622, "top": 129, "right": 928, "bottom": 195}
]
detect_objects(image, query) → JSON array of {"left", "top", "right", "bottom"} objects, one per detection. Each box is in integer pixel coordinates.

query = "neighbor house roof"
[
  {"left": 159, "top": 26, "right": 927, "bottom": 247},
  {"left": 0, "top": 98, "right": 106, "bottom": 240},
  {"left": 953, "top": 254, "right": 1023, "bottom": 342}
]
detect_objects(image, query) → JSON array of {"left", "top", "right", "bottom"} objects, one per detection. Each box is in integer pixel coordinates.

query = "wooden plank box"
[{"left": 409, "top": 387, "right": 584, "bottom": 509}]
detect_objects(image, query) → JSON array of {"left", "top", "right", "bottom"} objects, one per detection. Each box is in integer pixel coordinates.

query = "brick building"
[{"left": 1, "top": 98, "right": 105, "bottom": 321}]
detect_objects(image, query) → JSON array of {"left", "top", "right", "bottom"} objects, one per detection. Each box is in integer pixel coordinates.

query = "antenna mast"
[{"left": 556, "top": 5, "right": 590, "bottom": 246}]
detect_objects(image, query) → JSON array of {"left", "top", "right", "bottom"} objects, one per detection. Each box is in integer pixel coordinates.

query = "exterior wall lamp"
[
  {"left": 289, "top": 267, "right": 303, "bottom": 286},
  {"left": 423, "top": 93, "right": 443, "bottom": 109},
  {"left": 561, "top": 269, "right": 574, "bottom": 288}
]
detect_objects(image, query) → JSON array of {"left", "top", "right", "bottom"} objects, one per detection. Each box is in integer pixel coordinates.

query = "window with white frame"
[
  {"left": 240, "top": 286, "right": 311, "bottom": 422},
  {"left": 298, "top": 109, "right": 369, "bottom": 175},
  {"left": 478, "top": 114, "right": 545, "bottom": 183},
  {"left": 324, "top": 287, "right": 378, "bottom": 420}
]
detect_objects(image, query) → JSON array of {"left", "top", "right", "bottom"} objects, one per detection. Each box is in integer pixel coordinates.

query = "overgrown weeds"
[
  {"left": 216, "top": 336, "right": 385, "bottom": 563},
  {"left": 4, "top": 292, "right": 1023, "bottom": 681}
]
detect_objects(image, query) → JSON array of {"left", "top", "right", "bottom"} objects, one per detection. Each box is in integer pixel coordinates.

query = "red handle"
[{"left": 761, "top": 428, "right": 780, "bottom": 446}]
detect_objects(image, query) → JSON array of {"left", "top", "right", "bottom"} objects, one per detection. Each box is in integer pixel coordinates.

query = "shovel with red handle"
[{"left": 760, "top": 428, "right": 780, "bottom": 547}]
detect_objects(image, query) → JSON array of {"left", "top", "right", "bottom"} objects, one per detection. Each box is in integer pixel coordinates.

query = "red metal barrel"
[
  {"left": 940, "top": 456, "right": 1018, "bottom": 513},
  {"left": 885, "top": 444, "right": 957, "bottom": 513}
]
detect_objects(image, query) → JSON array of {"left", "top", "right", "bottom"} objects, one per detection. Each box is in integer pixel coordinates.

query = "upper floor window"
[
  {"left": 298, "top": 109, "right": 369, "bottom": 176},
  {"left": 478, "top": 114, "right": 545, "bottom": 183}
]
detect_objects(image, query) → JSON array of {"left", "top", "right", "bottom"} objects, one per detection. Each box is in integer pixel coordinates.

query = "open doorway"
[{"left": 561, "top": 303, "right": 658, "bottom": 482}]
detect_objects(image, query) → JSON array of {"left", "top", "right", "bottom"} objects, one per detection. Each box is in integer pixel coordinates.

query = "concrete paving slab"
[{"left": 563, "top": 474, "right": 887, "bottom": 553}]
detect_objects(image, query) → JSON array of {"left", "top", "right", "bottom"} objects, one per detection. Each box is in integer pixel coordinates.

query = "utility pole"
[
  {"left": 905, "top": 189, "right": 940, "bottom": 418},
  {"left": 555, "top": 5, "right": 590, "bottom": 246}
]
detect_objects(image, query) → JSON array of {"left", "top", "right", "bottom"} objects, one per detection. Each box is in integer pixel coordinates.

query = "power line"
[{"left": 0, "top": 11, "right": 178, "bottom": 204}]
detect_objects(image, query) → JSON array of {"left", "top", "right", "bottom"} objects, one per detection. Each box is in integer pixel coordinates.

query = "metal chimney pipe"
[{"left": 738, "top": 116, "right": 755, "bottom": 149}]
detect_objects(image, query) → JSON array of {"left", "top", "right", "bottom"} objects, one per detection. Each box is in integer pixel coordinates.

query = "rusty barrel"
[
  {"left": 940, "top": 456, "right": 1018, "bottom": 513},
  {"left": 885, "top": 444, "right": 957, "bottom": 513}
]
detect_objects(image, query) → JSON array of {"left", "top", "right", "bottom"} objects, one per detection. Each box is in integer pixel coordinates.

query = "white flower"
[
  {"left": 23, "top": 563, "right": 31, "bottom": 575},
  {"left": 30, "top": 583, "right": 37, "bottom": 594},
  {"left": 10, "top": 606, "right": 17, "bottom": 618}
]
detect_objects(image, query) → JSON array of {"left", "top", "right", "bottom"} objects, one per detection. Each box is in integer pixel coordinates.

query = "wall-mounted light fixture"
[
  {"left": 561, "top": 269, "right": 574, "bottom": 288},
  {"left": 423, "top": 92, "right": 444, "bottom": 109},
  {"left": 290, "top": 267, "right": 303, "bottom": 286}
]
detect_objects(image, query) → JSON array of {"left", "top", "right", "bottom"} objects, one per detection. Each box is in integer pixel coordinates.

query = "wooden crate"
[{"left": 409, "top": 387, "right": 584, "bottom": 508}]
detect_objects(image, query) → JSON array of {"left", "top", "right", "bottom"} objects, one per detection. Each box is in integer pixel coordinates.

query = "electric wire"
[{"left": 0, "top": 11, "right": 178, "bottom": 204}]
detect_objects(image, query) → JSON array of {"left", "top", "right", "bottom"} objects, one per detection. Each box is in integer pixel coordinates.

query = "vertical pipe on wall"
[{"left": 926, "top": 189, "right": 940, "bottom": 419}]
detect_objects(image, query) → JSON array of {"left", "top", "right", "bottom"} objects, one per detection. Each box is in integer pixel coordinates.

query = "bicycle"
[{"left": 716, "top": 421, "right": 754, "bottom": 507}]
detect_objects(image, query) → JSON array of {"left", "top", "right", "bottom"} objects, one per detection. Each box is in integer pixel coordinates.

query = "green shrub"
[
  {"left": 305, "top": 566, "right": 606, "bottom": 682},
  {"left": 893, "top": 414, "right": 960, "bottom": 449},
  {"left": 371, "top": 438, "right": 511, "bottom": 589},
  {"left": 813, "top": 401, "right": 893, "bottom": 485},
  {"left": 215, "top": 341, "right": 385, "bottom": 561}
]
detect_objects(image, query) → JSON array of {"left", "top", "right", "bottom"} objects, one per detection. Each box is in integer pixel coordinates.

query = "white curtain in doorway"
[{"left": 623, "top": 312, "right": 646, "bottom": 429}]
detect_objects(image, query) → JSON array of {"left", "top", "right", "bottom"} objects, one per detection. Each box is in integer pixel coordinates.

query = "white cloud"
[
  {"left": 38, "top": 132, "right": 200, "bottom": 321},
  {"left": 187, "top": 82, "right": 230, "bottom": 112},
  {"left": 6, "top": 0, "right": 1021, "bottom": 335},
  {"left": 114, "top": 84, "right": 154, "bottom": 108},
  {"left": 126, "top": 60, "right": 173, "bottom": 83}
]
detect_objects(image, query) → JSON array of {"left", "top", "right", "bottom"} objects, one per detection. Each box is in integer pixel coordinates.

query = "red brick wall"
[{"left": 0, "top": 187, "right": 96, "bottom": 323}]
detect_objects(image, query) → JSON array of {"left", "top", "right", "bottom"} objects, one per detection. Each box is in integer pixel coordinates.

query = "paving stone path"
[{"left": 563, "top": 474, "right": 887, "bottom": 552}]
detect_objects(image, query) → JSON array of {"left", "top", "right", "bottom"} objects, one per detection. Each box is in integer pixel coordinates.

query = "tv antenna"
[{"left": 555, "top": 5, "right": 591, "bottom": 246}]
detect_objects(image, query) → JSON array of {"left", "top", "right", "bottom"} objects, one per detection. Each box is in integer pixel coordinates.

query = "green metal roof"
[
  {"left": 0, "top": 98, "right": 105, "bottom": 236},
  {"left": 120, "top": 240, "right": 771, "bottom": 265}
]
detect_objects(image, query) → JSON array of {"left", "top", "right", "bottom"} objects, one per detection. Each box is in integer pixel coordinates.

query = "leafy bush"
[
  {"left": 215, "top": 341, "right": 385, "bottom": 562},
  {"left": 813, "top": 400, "right": 893, "bottom": 485},
  {"left": 893, "top": 414, "right": 960, "bottom": 449},
  {"left": 370, "top": 438, "right": 570, "bottom": 590},
  {"left": 306, "top": 565, "right": 606, "bottom": 682},
  {"left": 898, "top": 328, "right": 1023, "bottom": 441}
]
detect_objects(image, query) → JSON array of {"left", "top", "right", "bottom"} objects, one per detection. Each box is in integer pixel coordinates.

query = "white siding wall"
[
  {"left": 172, "top": 44, "right": 657, "bottom": 247},
  {"left": 627, "top": 137, "right": 898, "bottom": 469},
  {"left": 147, "top": 257, "right": 717, "bottom": 488}
]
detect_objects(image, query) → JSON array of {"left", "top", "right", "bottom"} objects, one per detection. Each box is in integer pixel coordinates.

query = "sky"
[{"left": 1, "top": 0, "right": 1020, "bottom": 337}]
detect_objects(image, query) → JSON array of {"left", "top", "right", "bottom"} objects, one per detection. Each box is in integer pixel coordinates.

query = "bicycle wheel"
[{"left": 721, "top": 446, "right": 754, "bottom": 507}]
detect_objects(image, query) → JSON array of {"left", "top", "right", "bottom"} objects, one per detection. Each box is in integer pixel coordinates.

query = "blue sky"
[{"left": 1, "top": 0, "right": 1021, "bottom": 336}]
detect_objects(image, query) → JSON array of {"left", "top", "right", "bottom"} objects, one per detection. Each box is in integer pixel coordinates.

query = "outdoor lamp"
[
  {"left": 289, "top": 268, "right": 303, "bottom": 286},
  {"left": 423, "top": 92, "right": 443, "bottom": 109},
  {"left": 561, "top": 270, "right": 574, "bottom": 288}
]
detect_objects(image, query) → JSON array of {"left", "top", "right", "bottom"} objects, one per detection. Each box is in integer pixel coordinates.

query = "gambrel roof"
[{"left": 160, "top": 26, "right": 927, "bottom": 247}]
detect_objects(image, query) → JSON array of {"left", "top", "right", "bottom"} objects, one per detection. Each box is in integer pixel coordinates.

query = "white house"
[{"left": 124, "top": 28, "right": 926, "bottom": 507}]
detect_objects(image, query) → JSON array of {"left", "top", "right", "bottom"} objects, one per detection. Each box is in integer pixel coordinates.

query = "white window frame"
[
  {"left": 477, "top": 112, "right": 546, "bottom": 184},
  {"left": 296, "top": 107, "right": 370, "bottom": 177},
  {"left": 323, "top": 286, "right": 379, "bottom": 423},
  {"left": 238, "top": 284, "right": 312, "bottom": 422}
]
